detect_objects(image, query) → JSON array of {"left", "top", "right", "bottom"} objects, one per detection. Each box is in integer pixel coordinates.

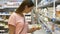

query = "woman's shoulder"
[
  {"left": 12, "top": 12, "right": 16, "bottom": 16},
  {"left": 11, "top": 12, "right": 23, "bottom": 18},
  {"left": 9, "top": 12, "right": 17, "bottom": 18},
  {"left": 11, "top": 12, "right": 19, "bottom": 16}
]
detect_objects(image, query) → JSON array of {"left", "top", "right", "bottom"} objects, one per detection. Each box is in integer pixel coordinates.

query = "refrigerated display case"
[{"left": 32, "top": 0, "right": 60, "bottom": 34}]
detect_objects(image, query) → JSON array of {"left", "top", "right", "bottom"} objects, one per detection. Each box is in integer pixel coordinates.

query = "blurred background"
[{"left": 0, "top": 0, "right": 60, "bottom": 34}]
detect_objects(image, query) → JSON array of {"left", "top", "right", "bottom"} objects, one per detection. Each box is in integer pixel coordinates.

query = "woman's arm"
[
  {"left": 8, "top": 24, "right": 16, "bottom": 34},
  {"left": 8, "top": 14, "right": 16, "bottom": 34}
]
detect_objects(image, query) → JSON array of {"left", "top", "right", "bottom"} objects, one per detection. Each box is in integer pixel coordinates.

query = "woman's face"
[{"left": 24, "top": 6, "right": 33, "bottom": 13}]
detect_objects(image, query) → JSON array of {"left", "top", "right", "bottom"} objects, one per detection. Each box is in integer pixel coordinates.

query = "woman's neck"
[{"left": 16, "top": 12, "right": 24, "bottom": 17}]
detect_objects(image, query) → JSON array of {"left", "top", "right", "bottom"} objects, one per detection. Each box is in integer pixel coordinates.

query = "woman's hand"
[
  {"left": 35, "top": 24, "right": 42, "bottom": 30},
  {"left": 28, "top": 25, "right": 36, "bottom": 33},
  {"left": 28, "top": 24, "right": 41, "bottom": 33}
]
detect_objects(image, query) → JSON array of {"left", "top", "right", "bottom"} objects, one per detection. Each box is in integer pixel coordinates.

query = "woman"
[{"left": 8, "top": 0, "right": 38, "bottom": 34}]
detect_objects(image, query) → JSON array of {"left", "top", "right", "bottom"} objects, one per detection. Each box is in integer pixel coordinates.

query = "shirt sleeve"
[{"left": 8, "top": 15, "right": 16, "bottom": 26}]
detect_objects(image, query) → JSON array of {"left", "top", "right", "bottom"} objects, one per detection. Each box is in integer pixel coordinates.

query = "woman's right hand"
[
  {"left": 36, "top": 24, "right": 42, "bottom": 30},
  {"left": 28, "top": 24, "right": 41, "bottom": 33}
]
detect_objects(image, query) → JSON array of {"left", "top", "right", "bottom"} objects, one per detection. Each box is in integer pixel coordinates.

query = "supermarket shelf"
[
  {"left": 0, "top": 24, "right": 4, "bottom": 26},
  {"left": 39, "top": 13, "right": 52, "bottom": 19},
  {"left": 38, "top": 2, "right": 53, "bottom": 8},
  {"left": 0, "top": 2, "right": 22, "bottom": 9},
  {"left": 0, "top": 19, "right": 4, "bottom": 21},
  {"left": 0, "top": 19, "right": 8, "bottom": 22},
  {"left": 39, "top": 16, "right": 52, "bottom": 32},
  {"left": 4, "top": 2, "right": 22, "bottom": 8},
  {"left": 39, "top": 13, "right": 60, "bottom": 25},
  {"left": 0, "top": 30, "right": 5, "bottom": 32},
  {"left": 0, "top": 7, "right": 5, "bottom": 9},
  {"left": 0, "top": 25, "right": 4, "bottom": 27},
  {"left": 39, "top": 14, "right": 54, "bottom": 32},
  {"left": 0, "top": 14, "right": 11, "bottom": 15},
  {"left": 4, "top": 6, "right": 19, "bottom": 8},
  {"left": 4, "top": 20, "right": 8, "bottom": 22},
  {"left": 4, "top": 25, "right": 8, "bottom": 29},
  {"left": 38, "top": 0, "right": 60, "bottom": 8},
  {"left": 0, "top": 28, "right": 8, "bottom": 33}
]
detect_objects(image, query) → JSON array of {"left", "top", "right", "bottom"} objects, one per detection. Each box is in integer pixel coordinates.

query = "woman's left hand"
[{"left": 28, "top": 25, "right": 36, "bottom": 33}]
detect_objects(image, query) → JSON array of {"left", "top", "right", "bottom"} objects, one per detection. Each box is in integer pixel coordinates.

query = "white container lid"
[{"left": 56, "top": 5, "right": 60, "bottom": 11}]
